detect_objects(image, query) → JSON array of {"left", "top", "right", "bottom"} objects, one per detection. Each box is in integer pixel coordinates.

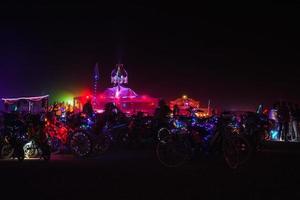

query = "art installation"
[{"left": 74, "top": 64, "right": 158, "bottom": 115}]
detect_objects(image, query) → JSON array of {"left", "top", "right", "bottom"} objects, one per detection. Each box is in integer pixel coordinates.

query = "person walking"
[{"left": 269, "top": 103, "right": 279, "bottom": 141}]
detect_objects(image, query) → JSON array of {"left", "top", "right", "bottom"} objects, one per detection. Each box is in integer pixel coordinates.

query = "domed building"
[
  {"left": 74, "top": 64, "right": 158, "bottom": 115},
  {"left": 170, "top": 95, "right": 211, "bottom": 117}
]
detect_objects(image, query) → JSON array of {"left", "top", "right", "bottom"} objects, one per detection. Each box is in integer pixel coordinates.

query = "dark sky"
[{"left": 1, "top": 2, "right": 300, "bottom": 110}]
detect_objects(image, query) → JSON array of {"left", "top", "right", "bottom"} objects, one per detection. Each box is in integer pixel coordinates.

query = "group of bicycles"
[
  {"left": 0, "top": 103, "right": 270, "bottom": 169},
  {"left": 0, "top": 112, "right": 51, "bottom": 161},
  {"left": 156, "top": 110, "right": 269, "bottom": 169}
]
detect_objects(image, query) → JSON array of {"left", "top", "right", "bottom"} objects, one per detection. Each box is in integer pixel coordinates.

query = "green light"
[{"left": 50, "top": 90, "right": 74, "bottom": 105}]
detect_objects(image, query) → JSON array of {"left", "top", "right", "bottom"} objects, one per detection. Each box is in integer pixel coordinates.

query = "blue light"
[{"left": 270, "top": 129, "right": 279, "bottom": 140}]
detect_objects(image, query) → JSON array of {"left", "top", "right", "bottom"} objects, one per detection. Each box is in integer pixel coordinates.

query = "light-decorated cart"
[{"left": 2, "top": 95, "right": 49, "bottom": 114}]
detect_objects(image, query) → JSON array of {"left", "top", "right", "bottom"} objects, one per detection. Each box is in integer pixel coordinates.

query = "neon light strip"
[{"left": 2, "top": 95, "right": 49, "bottom": 101}]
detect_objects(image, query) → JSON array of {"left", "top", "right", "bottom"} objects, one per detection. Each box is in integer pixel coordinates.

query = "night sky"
[{"left": 1, "top": 2, "right": 300, "bottom": 110}]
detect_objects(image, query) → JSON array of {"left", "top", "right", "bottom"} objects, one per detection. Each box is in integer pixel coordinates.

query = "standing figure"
[
  {"left": 173, "top": 104, "right": 180, "bottom": 116},
  {"left": 291, "top": 104, "right": 300, "bottom": 142},
  {"left": 288, "top": 103, "right": 295, "bottom": 141},
  {"left": 277, "top": 101, "right": 290, "bottom": 142},
  {"left": 154, "top": 99, "right": 171, "bottom": 128},
  {"left": 83, "top": 99, "right": 94, "bottom": 118},
  {"left": 269, "top": 103, "right": 279, "bottom": 141}
]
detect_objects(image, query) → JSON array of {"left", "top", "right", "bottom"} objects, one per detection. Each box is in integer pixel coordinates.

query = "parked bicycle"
[{"left": 156, "top": 113, "right": 252, "bottom": 169}]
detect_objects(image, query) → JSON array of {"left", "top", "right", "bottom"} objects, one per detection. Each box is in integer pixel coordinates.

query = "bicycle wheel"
[
  {"left": 23, "top": 141, "right": 39, "bottom": 159},
  {"left": 49, "top": 136, "right": 61, "bottom": 153},
  {"left": 0, "top": 144, "right": 14, "bottom": 159},
  {"left": 94, "top": 135, "right": 111, "bottom": 154},
  {"left": 156, "top": 136, "right": 189, "bottom": 167},
  {"left": 231, "top": 135, "right": 253, "bottom": 165},
  {"left": 69, "top": 131, "right": 92, "bottom": 158},
  {"left": 223, "top": 138, "right": 239, "bottom": 169},
  {"left": 157, "top": 128, "right": 171, "bottom": 142}
]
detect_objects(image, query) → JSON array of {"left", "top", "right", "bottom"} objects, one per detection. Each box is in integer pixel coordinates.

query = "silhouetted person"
[
  {"left": 154, "top": 99, "right": 171, "bottom": 120},
  {"left": 278, "top": 101, "right": 290, "bottom": 141},
  {"left": 291, "top": 103, "right": 300, "bottom": 141},
  {"left": 103, "top": 103, "right": 116, "bottom": 122},
  {"left": 82, "top": 99, "right": 94, "bottom": 118},
  {"left": 102, "top": 102, "right": 125, "bottom": 126},
  {"left": 287, "top": 102, "right": 293, "bottom": 141},
  {"left": 173, "top": 104, "right": 180, "bottom": 116},
  {"left": 153, "top": 99, "right": 171, "bottom": 129},
  {"left": 136, "top": 111, "right": 144, "bottom": 120},
  {"left": 289, "top": 104, "right": 299, "bottom": 141}
]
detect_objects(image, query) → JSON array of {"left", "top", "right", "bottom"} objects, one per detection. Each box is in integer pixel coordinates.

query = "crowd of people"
[
  {"left": 48, "top": 102, "right": 74, "bottom": 122},
  {"left": 3, "top": 96, "right": 300, "bottom": 145},
  {"left": 47, "top": 99, "right": 300, "bottom": 143},
  {"left": 269, "top": 102, "right": 300, "bottom": 142},
  {"left": 2, "top": 97, "right": 300, "bottom": 163}
]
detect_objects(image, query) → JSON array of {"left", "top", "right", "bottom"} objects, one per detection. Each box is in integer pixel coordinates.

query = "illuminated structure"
[
  {"left": 74, "top": 64, "right": 158, "bottom": 115},
  {"left": 170, "top": 95, "right": 211, "bottom": 117},
  {"left": 2, "top": 95, "right": 49, "bottom": 113}
]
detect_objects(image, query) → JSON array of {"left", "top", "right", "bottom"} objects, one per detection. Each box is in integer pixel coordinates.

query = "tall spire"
[
  {"left": 208, "top": 99, "right": 211, "bottom": 115},
  {"left": 93, "top": 63, "right": 100, "bottom": 98}
]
